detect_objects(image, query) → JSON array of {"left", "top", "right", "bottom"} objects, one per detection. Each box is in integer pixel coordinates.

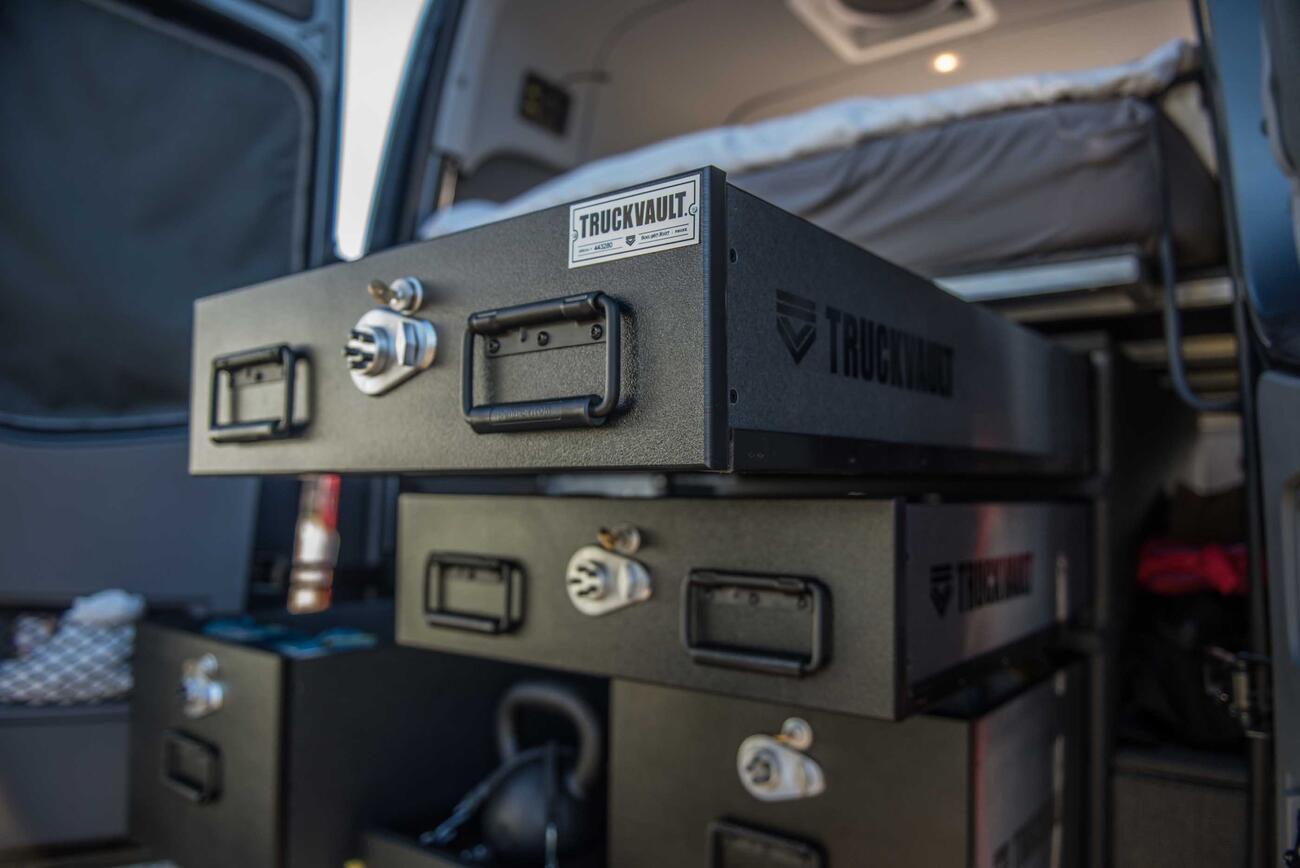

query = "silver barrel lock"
[
  {"left": 345, "top": 277, "right": 437, "bottom": 396},
  {"left": 368, "top": 277, "right": 424, "bottom": 314},
  {"left": 736, "top": 717, "right": 825, "bottom": 802},
  {"left": 179, "top": 653, "right": 225, "bottom": 720},
  {"left": 565, "top": 525, "right": 651, "bottom": 616}
]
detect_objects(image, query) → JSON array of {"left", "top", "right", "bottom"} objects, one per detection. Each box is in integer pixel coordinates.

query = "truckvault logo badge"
[
  {"left": 929, "top": 552, "right": 1035, "bottom": 619},
  {"left": 776, "top": 290, "right": 817, "bottom": 363},
  {"left": 929, "top": 564, "right": 954, "bottom": 617},
  {"left": 568, "top": 176, "right": 699, "bottom": 268}
]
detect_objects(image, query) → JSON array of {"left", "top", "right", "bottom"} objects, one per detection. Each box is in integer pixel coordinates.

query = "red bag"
[{"left": 1137, "top": 540, "right": 1248, "bottom": 596}]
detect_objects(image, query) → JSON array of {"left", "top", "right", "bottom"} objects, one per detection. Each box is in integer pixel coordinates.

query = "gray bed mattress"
[{"left": 732, "top": 96, "right": 1224, "bottom": 279}]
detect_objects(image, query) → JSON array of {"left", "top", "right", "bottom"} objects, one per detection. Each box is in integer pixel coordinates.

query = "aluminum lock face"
[
  {"left": 179, "top": 653, "right": 225, "bottom": 720},
  {"left": 345, "top": 307, "right": 438, "bottom": 396},
  {"left": 736, "top": 731, "right": 825, "bottom": 802},
  {"left": 565, "top": 545, "right": 652, "bottom": 616}
]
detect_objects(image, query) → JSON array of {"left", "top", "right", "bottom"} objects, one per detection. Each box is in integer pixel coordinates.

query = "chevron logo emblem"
[
  {"left": 776, "top": 290, "right": 817, "bottom": 364},
  {"left": 930, "top": 563, "right": 954, "bottom": 618}
]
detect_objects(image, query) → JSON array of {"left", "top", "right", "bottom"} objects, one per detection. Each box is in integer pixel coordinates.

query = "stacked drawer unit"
[
  {"left": 130, "top": 609, "right": 606, "bottom": 868},
  {"left": 609, "top": 672, "right": 1082, "bottom": 868},
  {"left": 186, "top": 168, "right": 1094, "bottom": 866},
  {"left": 395, "top": 495, "right": 1088, "bottom": 720},
  {"left": 188, "top": 169, "right": 1089, "bottom": 478}
]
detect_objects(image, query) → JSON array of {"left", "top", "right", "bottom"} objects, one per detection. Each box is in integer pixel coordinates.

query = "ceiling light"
[{"left": 931, "top": 51, "right": 960, "bottom": 73}]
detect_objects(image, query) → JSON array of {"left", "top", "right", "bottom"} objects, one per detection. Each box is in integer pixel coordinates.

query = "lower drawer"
[
  {"left": 397, "top": 495, "right": 1090, "bottom": 719},
  {"left": 609, "top": 668, "right": 1082, "bottom": 868}
]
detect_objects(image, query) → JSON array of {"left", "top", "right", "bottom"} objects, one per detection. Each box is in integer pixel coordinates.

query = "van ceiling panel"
[{"left": 0, "top": 0, "right": 313, "bottom": 425}]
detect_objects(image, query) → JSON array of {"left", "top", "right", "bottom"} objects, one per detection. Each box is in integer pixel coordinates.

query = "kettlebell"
[{"left": 480, "top": 681, "right": 602, "bottom": 862}]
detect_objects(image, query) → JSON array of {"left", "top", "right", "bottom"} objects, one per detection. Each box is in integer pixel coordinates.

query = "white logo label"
[{"left": 568, "top": 176, "right": 700, "bottom": 268}]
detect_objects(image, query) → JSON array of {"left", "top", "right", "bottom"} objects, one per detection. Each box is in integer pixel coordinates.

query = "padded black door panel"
[{"left": 0, "top": 0, "right": 340, "bottom": 425}]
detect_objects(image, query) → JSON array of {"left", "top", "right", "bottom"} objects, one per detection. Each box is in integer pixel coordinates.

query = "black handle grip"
[
  {"left": 709, "top": 821, "right": 824, "bottom": 868},
  {"left": 681, "top": 571, "right": 829, "bottom": 677},
  {"left": 467, "top": 294, "right": 604, "bottom": 335},
  {"left": 424, "top": 610, "right": 515, "bottom": 634},
  {"left": 161, "top": 729, "right": 221, "bottom": 804},
  {"left": 424, "top": 554, "right": 524, "bottom": 634},
  {"left": 208, "top": 344, "right": 307, "bottom": 444},
  {"left": 462, "top": 292, "right": 621, "bottom": 433}
]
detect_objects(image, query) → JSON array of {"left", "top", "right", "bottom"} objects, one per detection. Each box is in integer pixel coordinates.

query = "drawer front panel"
[
  {"left": 130, "top": 624, "right": 283, "bottom": 868},
  {"left": 398, "top": 495, "right": 1089, "bottom": 719},
  {"left": 608, "top": 671, "right": 1080, "bottom": 868}
]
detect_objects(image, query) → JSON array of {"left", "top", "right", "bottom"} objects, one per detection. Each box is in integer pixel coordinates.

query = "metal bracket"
[{"left": 1203, "top": 646, "right": 1271, "bottom": 739}]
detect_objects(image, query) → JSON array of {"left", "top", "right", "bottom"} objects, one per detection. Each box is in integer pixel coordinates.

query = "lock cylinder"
[
  {"left": 345, "top": 307, "right": 437, "bottom": 396},
  {"left": 565, "top": 545, "right": 651, "bottom": 616},
  {"left": 179, "top": 653, "right": 225, "bottom": 720},
  {"left": 344, "top": 326, "right": 388, "bottom": 375},
  {"left": 736, "top": 718, "right": 825, "bottom": 802}
]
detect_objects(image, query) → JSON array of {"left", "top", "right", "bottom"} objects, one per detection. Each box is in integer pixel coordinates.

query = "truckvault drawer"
[
  {"left": 130, "top": 613, "right": 567, "bottom": 868},
  {"left": 190, "top": 168, "right": 1089, "bottom": 478},
  {"left": 609, "top": 670, "right": 1082, "bottom": 868},
  {"left": 396, "top": 495, "right": 1090, "bottom": 720}
]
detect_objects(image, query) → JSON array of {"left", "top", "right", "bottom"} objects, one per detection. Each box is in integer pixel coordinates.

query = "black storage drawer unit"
[
  {"left": 396, "top": 495, "right": 1090, "bottom": 720},
  {"left": 189, "top": 169, "right": 1090, "bottom": 478},
  {"left": 609, "top": 670, "right": 1082, "bottom": 868},
  {"left": 130, "top": 616, "right": 569, "bottom": 868}
]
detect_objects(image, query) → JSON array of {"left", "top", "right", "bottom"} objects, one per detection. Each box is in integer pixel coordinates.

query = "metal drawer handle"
[
  {"left": 424, "top": 553, "right": 525, "bottom": 634},
  {"left": 461, "top": 292, "right": 622, "bottom": 433},
  {"left": 208, "top": 344, "right": 308, "bottom": 443},
  {"left": 681, "top": 571, "right": 829, "bottom": 677},
  {"left": 161, "top": 729, "right": 222, "bottom": 804},
  {"left": 709, "top": 820, "right": 824, "bottom": 868}
]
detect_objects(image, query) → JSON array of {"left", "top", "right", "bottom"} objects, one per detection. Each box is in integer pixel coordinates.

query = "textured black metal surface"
[
  {"left": 130, "top": 617, "right": 577, "bottom": 868},
  {"left": 191, "top": 171, "right": 721, "bottom": 475},
  {"left": 725, "top": 186, "right": 1091, "bottom": 475},
  {"left": 608, "top": 671, "right": 1081, "bottom": 868},
  {"left": 131, "top": 623, "right": 284, "bottom": 868},
  {"left": 191, "top": 169, "right": 1091, "bottom": 477},
  {"left": 397, "top": 495, "right": 1089, "bottom": 720}
]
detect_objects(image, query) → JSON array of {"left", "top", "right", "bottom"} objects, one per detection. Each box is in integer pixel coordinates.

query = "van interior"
[{"left": 0, "top": 0, "right": 1293, "bottom": 866}]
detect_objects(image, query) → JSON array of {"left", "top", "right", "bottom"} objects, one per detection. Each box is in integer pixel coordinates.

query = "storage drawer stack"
[{"left": 185, "top": 168, "right": 1096, "bottom": 867}]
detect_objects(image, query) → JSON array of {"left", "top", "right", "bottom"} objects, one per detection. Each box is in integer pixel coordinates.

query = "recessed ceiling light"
[{"left": 931, "top": 51, "right": 960, "bottom": 73}]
